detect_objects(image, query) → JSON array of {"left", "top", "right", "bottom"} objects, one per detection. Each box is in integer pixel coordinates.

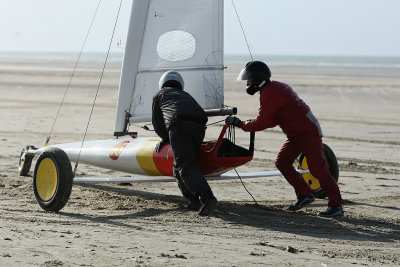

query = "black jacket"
[{"left": 152, "top": 87, "right": 208, "bottom": 142}]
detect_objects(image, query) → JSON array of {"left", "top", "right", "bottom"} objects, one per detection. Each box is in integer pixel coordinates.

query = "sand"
[{"left": 0, "top": 56, "right": 399, "bottom": 266}]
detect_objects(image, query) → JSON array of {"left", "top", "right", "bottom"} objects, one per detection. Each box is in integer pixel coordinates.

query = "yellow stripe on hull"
[{"left": 136, "top": 140, "right": 162, "bottom": 175}]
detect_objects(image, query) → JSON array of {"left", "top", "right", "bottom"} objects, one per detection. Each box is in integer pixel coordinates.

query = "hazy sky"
[{"left": 1, "top": 0, "right": 400, "bottom": 56}]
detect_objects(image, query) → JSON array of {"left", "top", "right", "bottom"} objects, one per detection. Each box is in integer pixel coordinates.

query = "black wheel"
[
  {"left": 298, "top": 143, "right": 339, "bottom": 199},
  {"left": 19, "top": 145, "right": 35, "bottom": 176},
  {"left": 33, "top": 147, "right": 73, "bottom": 212}
]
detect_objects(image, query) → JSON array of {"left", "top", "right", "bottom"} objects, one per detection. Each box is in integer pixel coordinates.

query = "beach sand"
[{"left": 0, "top": 56, "right": 399, "bottom": 266}]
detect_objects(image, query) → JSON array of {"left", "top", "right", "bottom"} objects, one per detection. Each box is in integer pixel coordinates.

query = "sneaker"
[
  {"left": 198, "top": 197, "right": 217, "bottom": 216},
  {"left": 288, "top": 193, "right": 315, "bottom": 211},
  {"left": 318, "top": 206, "right": 344, "bottom": 217},
  {"left": 186, "top": 198, "right": 202, "bottom": 211}
]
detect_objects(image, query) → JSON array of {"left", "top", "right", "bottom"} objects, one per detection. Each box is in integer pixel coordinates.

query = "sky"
[{"left": 1, "top": 0, "right": 400, "bottom": 57}]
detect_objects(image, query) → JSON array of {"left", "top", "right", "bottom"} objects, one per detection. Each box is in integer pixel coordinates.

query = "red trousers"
[{"left": 274, "top": 132, "right": 344, "bottom": 207}]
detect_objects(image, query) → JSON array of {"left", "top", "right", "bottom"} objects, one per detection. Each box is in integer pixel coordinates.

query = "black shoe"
[
  {"left": 198, "top": 197, "right": 217, "bottom": 216},
  {"left": 318, "top": 206, "right": 344, "bottom": 217},
  {"left": 186, "top": 198, "right": 202, "bottom": 211},
  {"left": 288, "top": 193, "right": 315, "bottom": 211}
]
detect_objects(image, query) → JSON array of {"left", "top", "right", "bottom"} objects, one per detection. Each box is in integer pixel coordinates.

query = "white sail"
[{"left": 114, "top": 0, "right": 224, "bottom": 135}]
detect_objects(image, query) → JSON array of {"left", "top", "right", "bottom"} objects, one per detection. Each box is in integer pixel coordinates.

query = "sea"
[{"left": 1, "top": 51, "right": 400, "bottom": 70}]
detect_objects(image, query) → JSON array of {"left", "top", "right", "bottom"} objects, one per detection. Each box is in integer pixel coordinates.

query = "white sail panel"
[
  {"left": 114, "top": 0, "right": 150, "bottom": 134},
  {"left": 138, "top": 0, "right": 223, "bottom": 69},
  {"left": 114, "top": 0, "right": 224, "bottom": 133}
]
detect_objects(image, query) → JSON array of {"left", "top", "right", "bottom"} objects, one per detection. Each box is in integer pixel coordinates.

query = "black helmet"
[{"left": 237, "top": 61, "right": 271, "bottom": 95}]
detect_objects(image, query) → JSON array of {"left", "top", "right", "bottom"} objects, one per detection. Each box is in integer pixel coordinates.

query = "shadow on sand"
[{"left": 60, "top": 183, "right": 400, "bottom": 243}]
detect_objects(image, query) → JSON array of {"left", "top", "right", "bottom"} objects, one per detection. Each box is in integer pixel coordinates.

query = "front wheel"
[
  {"left": 33, "top": 148, "right": 73, "bottom": 212},
  {"left": 298, "top": 143, "right": 339, "bottom": 199}
]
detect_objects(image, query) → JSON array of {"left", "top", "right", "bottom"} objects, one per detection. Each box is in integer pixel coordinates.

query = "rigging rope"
[
  {"left": 206, "top": 119, "right": 226, "bottom": 127},
  {"left": 230, "top": 0, "right": 253, "bottom": 61},
  {"left": 229, "top": 3, "right": 269, "bottom": 210},
  {"left": 45, "top": 0, "right": 103, "bottom": 147},
  {"left": 234, "top": 168, "right": 281, "bottom": 212},
  {"left": 234, "top": 168, "right": 259, "bottom": 205},
  {"left": 130, "top": 123, "right": 154, "bottom": 132},
  {"left": 135, "top": 119, "right": 227, "bottom": 132},
  {"left": 73, "top": 0, "right": 124, "bottom": 176}
]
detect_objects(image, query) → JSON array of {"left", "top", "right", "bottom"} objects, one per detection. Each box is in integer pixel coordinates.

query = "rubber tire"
[
  {"left": 33, "top": 148, "right": 73, "bottom": 212},
  {"left": 19, "top": 145, "right": 35, "bottom": 176},
  {"left": 298, "top": 143, "right": 339, "bottom": 199}
]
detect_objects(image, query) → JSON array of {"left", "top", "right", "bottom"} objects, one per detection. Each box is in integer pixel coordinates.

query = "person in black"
[{"left": 152, "top": 70, "right": 217, "bottom": 216}]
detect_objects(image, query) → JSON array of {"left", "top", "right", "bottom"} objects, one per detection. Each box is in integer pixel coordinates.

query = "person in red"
[{"left": 225, "top": 61, "right": 344, "bottom": 217}]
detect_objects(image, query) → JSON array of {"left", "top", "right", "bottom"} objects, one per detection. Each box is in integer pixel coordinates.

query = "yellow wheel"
[
  {"left": 298, "top": 143, "right": 339, "bottom": 199},
  {"left": 36, "top": 158, "right": 58, "bottom": 201},
  {"left": 33, "top": 148, "right": 73, "bottom": 212}
]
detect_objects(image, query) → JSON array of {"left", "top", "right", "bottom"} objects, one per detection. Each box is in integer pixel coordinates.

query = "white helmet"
[{"left": 158, "top": 70, "right": 184, "bottom": 90}]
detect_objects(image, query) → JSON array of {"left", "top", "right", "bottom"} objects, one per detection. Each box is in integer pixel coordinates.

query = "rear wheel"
[
  {"left": 33, "top": 148, "right": 73, "bottom": 212},
  {"left": 298, "top": 143, "right": 339, "bottom": 199}
]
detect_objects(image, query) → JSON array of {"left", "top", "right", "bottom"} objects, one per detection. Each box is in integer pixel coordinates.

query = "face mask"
[
  {"left": 246, "top": 85, "right": 259, "bottom": 95},
  {"left": 245, "top": 80, "right": 266, "bottom": 95}
]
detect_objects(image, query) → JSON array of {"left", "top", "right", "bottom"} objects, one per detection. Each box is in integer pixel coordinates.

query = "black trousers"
[{"left": 168, "top": 121, "right": 214, "bottom": 202}]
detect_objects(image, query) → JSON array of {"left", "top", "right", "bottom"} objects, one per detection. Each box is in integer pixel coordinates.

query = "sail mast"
[{"left": 114, "top": 0, "right": 150, "bottom": 136}]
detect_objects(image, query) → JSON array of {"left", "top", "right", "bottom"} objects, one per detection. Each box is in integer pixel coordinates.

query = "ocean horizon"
[{"left": 1, "top": 51, "right": 400, "bottom": 70}]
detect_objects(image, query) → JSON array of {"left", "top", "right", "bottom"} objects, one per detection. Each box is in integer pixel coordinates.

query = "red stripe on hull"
[
  {"left": 153, "top": 145, "right": 174, "bottom": 176},
  {"left": 152, "top": 125, "right": 253, "bottom": 177}
]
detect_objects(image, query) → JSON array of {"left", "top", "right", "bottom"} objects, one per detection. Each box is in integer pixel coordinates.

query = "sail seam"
[{"left": 138, "top": 66, "right": 224, "bottom": 73}]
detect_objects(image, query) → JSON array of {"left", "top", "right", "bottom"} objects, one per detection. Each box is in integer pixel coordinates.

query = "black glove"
[
  {"left": 155, "top": 140, "right": 166, "bottom": 152},
  {"left": 225, "top": 116, "right": 241, "bottom": 127}
]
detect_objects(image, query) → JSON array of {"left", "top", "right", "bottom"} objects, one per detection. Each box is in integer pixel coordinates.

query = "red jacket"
[{"left": 239, "top": 81, "right": 321, "bottom": 137}]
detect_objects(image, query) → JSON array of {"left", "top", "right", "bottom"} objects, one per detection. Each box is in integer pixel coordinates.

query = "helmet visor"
[{"left": 237, "top": 68, "right": 252, "bottom": 81}]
